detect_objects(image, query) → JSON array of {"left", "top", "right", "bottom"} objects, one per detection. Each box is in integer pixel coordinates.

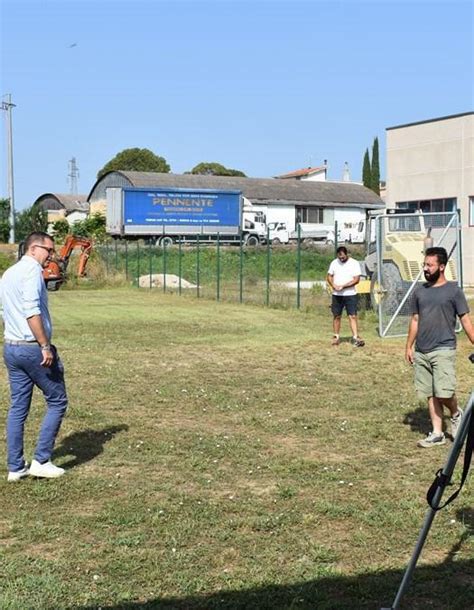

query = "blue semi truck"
[{"left": 106, "top": 186, "right": 266, "bottom": 246}]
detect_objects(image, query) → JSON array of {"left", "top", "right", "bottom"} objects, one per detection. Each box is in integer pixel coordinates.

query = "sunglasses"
[{"left": 33, "top": 244, "right": 55, "bottom": 255}]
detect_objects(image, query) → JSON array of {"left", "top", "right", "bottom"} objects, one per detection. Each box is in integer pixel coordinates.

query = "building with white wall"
[
  {"left": 386, "top": 112, "right": 474, "bottom": 284},
  {"left": 275, "top": 165, "right": 328, "bottom": 181},
  {"left": 88, "top": 170, "right": 384, "bottom": 240},
  {"left": 33, "top": 193, "right": 89, "bottom": 225}
]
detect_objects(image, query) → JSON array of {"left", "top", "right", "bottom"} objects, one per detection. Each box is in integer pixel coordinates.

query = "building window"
[
  {"left": 470, "top": 196, "right": 474, "bottom": 226},
  {"left": 296, "top": 207, "right": 324, "bottom": 224},
  {"left": 396, "top": 197, "right": 456, "bottom": 213},
  {"left": 396, "top": 198, "right": 457, "bottom": 226}
]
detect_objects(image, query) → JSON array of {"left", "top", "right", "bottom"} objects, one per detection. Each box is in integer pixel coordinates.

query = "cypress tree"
[
  {"left": 362, "top": 149, "right": 371, "bottom": 189},
  {"left": 371, "top": 137, "right": 380, "bottom": 195}
]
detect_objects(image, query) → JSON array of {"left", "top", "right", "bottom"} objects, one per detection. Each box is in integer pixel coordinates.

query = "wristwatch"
[{"left": 40, "top": 344, "right": 52, "bottom": 351}]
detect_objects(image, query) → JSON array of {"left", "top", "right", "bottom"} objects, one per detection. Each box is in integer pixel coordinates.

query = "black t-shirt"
[{"left": 410, "top": 282, "right": 469, "bottom": 353}]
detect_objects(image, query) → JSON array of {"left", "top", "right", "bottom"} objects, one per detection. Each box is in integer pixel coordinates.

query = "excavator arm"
[
  {"left": 46, "top": 235, "right": 92, "bottom": 290},
  {"left": 19, "top": 235, "right": 93, "bottom": 291},
  {"left": 57, "top": 235, "right": 92, "bottom": 277}
]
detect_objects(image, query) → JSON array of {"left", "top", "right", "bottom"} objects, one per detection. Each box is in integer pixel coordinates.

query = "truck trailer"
[{"left": 106, "top": 186, "right": 265, "bottom": 246}]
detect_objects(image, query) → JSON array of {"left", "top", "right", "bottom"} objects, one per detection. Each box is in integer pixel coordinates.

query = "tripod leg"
[{"left": 382, "top": 393, "right": 473, "bottom": 610}]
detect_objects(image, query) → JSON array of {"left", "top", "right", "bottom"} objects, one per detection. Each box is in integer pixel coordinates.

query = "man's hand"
[
  {"left": 459, "top": 313, "right": 474, "bottom": 344},
  {"left": 333, "top": 285, "right": 343, "bottom": 291},
  {"left": 40, "top": 347, "right": 54, "bottom": 367},
  {"left": 27, "top": 315, "right": 53, "bottom": 365},
  {"left": 406, "top": 314, "right": 418, "bottom": 365}
]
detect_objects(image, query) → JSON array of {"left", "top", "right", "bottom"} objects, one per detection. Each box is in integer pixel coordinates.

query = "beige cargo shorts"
[{"left": 414, "top": 349, "right": 456, "bottom": 400}]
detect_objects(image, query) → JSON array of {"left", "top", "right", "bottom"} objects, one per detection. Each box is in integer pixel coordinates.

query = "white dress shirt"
[{"left": 0, "top": 255, "right": 52, "bottom": 342}]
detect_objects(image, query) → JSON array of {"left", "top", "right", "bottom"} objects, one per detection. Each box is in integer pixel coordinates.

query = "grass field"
[{"left": 1, "top": 287, "right": 473, "bottom": 610}]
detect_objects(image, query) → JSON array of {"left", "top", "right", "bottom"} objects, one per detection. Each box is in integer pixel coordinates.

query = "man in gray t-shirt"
[{"left": 405, "top": 247, "right": 474, "bottom": 448}]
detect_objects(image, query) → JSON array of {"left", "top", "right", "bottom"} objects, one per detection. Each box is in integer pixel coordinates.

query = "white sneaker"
[
  {"left": 7, "top": 463, "right": 29, "bottom": 482},
  {"left": 29, "top": 460, "right": 65, "bottom": 479},
  {"left": 417, "top": 432, "right": 446, "bottom": 448},
  {"left": 450, "top": 408, "right": 463, "bottom": 440}
]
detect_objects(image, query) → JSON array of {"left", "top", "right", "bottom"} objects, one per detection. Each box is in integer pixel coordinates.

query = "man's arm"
[
  {"left": 27, "top": 315, "right": 54, "bottom": 367},
  {"left": 341, "top": 275, "right": 360, "bottom": 289},
  {"left": 326, "top": 273, "right": 336, "bottom": 291},
  {"left": 405, "top": 314, "right": 419, "bottom": 364},
  {"left": 22, "top": 267, "right": 53, "bottom": 367},
  {"left": 327, "top": 273, "right": 360, "bottom": 292},
  {"left": 340, "top": 259, "right": 361, "bottom": 289},
  {"left": 459, "top": 312, "right": 474, "bottom": 344}
]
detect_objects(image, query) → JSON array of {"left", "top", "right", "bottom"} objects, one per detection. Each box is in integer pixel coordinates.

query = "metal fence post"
[
  {"left": 148, "top": 240, "right": 153, "bottom": 290},
  {"left": 125, "top": 240, "right": 129, "bottom": 280},
  {"left": 266, "top": 227, "right": 271, "bottom": 306},
  {"left": 178, "top": 237, "right": 182, "bottom": 295},
  {"left": 216, "top": 233, "right": 220, "bottom": 301},
  {"left": 163, "top": 239, "right": 167, "bottom": 293},
  {"left": 239, "top": 234, "right": 243, "bottom": 304},
  {"left": 376, "top": 216, "right": 383, "bottom": 336},
  {"left": 105, "top": 241, "right": 109, "bottom": 274},
  {"left": 457, "top": 208, "right": 463, "bottom": 287},
  {"left": 297, "top": 224, "right": 301, "bottom": 309},
  {"left": 196, "top": 236, "right": 200, "bottom": 298},
  {"left": 136, "top": 240, "right": 140, "bottom": 288}
]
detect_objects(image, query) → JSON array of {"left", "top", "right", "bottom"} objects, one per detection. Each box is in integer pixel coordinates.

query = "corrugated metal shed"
[{"left": 88, "top": 171, "right": 384, "bottom": 210}]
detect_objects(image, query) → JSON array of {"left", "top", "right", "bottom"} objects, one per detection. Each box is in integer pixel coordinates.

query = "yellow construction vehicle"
[{"left": 358, "top": 211, "right": 458, "bottom": 314}]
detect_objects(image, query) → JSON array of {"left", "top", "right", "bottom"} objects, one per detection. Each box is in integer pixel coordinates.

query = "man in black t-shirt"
[{"left": 405, "top": 247, "right": 474, "bottom": 448}]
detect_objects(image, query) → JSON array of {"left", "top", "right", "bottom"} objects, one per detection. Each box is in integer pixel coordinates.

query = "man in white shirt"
[
  {"left": 1, "top": 231, "right": 68, "bottom": 481},
  {"left": 326, "top": 246, "right": 365, "bottom": 347}
]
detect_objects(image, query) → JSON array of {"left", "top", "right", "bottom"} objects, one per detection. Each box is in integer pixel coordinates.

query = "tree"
[
  {"left": 0, "top": 198, "right": 10, "bottom": 242},
  {"left": 190, "top": 162, "right": 246, "bottom": 177},
  {"left": 362, "top": 149, "right": 371, "bottom": 189},
  {"left": 51, "top": 218, "right": 70, "bottom": 241},
  {"left": 371, "top": 137, "right": 380, "bottom": 195},
  {"left": 97, "top": 148, "right": 170, "bottom": 179},
  {"left": 15, "top": 205, "right": 48, "bottom": 242},
  {"left": 71, "top": 213, "right": 107, "bottom": 242}
]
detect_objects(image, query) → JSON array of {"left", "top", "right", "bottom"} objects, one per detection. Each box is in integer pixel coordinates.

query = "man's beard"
[{"left": 424, "top": 268, "right": 440, "bottom": 283}]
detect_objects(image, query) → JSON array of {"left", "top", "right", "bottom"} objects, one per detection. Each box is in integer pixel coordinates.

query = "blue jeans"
[{"left": 3, "top": 344, "right": 68, "bottom": 472}]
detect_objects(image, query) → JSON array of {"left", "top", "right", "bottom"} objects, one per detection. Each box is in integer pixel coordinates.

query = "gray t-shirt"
[{"left": 410, "top": 281, "right": 469, "bottom": 353}]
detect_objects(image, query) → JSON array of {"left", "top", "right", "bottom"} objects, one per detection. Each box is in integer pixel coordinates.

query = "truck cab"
[
  {"left": 267, "top": 221, "right": 290, "bottom": 244},
  {"left": 267, "top": 221, "right": 335, "bottom": 245},
  {"left": 242, "top": 206, "right": 266, "bottom": 244}
]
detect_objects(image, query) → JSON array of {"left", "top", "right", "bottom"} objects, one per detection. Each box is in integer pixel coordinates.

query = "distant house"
[
  {"left": 33, "top": 193, "right": 89, "bottom": 226},
  {"left": 274, "top": 165, "right": 327, "bottom": 181},
  {"left": 276, "top": 162, "right": 364, "bottom": 186}
]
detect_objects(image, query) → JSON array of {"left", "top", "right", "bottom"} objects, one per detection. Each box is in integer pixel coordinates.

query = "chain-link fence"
[
  {"left": 93, "top": 238, "right": 359, "bottom": 312},
  {"left": 89, "top": 212, "right": 463, "bottom": 332}
]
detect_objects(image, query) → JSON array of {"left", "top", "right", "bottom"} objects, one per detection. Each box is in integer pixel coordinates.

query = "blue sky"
[{"left": 1, "top": 0, "right": 473, "bottom": 209}]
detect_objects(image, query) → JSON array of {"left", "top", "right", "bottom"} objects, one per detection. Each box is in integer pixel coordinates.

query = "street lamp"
[{"left": 1, "top": 93, "right": 16, "bottom": 243}]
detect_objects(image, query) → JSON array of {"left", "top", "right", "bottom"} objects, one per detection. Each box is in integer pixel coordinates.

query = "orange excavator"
[{"left": 18, "top": 235, "right": 93, "bottom": 291}]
